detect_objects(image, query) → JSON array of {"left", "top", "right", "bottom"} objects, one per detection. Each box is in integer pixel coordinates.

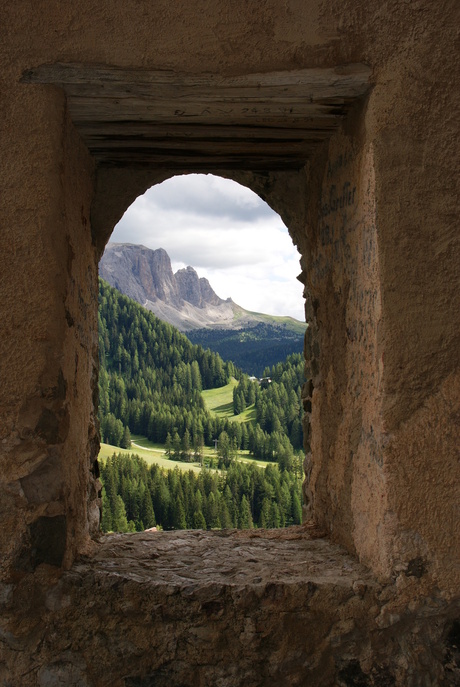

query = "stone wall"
[
  {"left": 299, "top": 8, "right": 460, "bottom": 591},
  {"left": 0, "top": 74, "right": 99, "bottom": 572},
  {"left": 304, "top": 116, "right": 386, "bottom": 565},
  {"left": 1, "top": 530, "right": 459, "bottom": 686}
]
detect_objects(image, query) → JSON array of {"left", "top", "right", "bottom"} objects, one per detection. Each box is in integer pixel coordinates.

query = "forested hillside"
[
  {"left": 187, "top": 323, "right": 305, "bottom": 376},
  {"left": 99, "top": 278, "right": 235, "bottom": 447},
  {"left": 98, "top": 279, "right": 305, "bottom": 466},
  {"left": 101, "top": 453, "right": 302, "bottom": 533},
  {"left": 232, "top": 353, "right": 304, "bottom": 466}
]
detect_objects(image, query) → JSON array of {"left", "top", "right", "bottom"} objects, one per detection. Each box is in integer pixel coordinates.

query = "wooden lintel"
[
  {"left": 22, "top": 62, "right": 372, "bottom": 95},
  {"left": 21, "top": 62, "right": 372, "bottom": 167}
]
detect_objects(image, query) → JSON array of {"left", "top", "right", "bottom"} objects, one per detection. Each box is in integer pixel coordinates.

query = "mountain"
[
  {"left": 99, "top": 243, "right": 229, "bottom": 331},
  {"left": 99, "top": 242, "right": 306, "bottom": 375},
  {"left": 99, "top": 243, "right": 305, "bottom": 334}
]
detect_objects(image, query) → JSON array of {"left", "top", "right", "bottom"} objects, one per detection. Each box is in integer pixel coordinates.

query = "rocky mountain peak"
[
  {"left": 99, "top": 243, "right": 180, "bottom": 305},
  {"left": 99, "top": 243, "right": 230, "bottom": 329},
  {"left": 175, "top": 266, "right": 224, "bottom": 308},
  {"left": 99, "top": 242, "right": 303, "bottom": 333}
]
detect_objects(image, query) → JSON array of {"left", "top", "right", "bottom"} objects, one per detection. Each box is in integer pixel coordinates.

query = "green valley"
[
  {"left": 97, "top": 278, "right": 306, "bottom": 533},
  {"left": 187, "top": 320, "right": 306, "bottom": 377}
]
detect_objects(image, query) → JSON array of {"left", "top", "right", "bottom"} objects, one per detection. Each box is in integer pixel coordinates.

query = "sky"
[{"left": 109, "top": 174, "right": 305, "bottom": 321}]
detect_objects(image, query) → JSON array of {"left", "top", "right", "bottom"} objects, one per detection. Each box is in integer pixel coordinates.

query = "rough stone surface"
[{"left": 1, "top": 529, "right": 459, "bottom": 686}]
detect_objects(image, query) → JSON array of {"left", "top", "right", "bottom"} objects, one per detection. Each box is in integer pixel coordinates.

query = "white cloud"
[{"left": 111, "top": 174, "right": 305, "bottom": 320}]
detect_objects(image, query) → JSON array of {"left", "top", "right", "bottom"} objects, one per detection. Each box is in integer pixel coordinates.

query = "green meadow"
[
  {"left": 201, "top": 378, "right": 257, "bottom": 424},
  {"left": 98, "top": 438, "right": 202, "bottom": 472},
  {"left": 99, "top": 431, "right": 270, "bottom": 470}
]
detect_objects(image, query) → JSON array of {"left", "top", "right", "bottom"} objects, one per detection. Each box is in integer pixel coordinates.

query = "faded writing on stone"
[{"left": 321, "top": 182, "right": 356, "bottom": 217}]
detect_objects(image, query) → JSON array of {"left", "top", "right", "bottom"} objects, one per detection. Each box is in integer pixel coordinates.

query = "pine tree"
[
  {"left": 219, "top": 499, "right": 233, "bottom": 529},
  {"left": 193, "top": 435, "right": 204, "bottom": 465},
  {"left": 238, "top": 495, "right": 253, "bottom": 529},
  {"left": 181, "top": 429, "right": 191, "bottom": 462},
  {"left": 193, "top": 510, "right": 206, "bottom": 529},
  {"left": 100, "top": 486, "right": 113, "bottom": 532},
  {"left": 172, "top": 499, "right": 187, "bottom": 530},
  {"left": 165, "top": 432, "right": 172, "bottom": 458},
  {"left": 292, "top": 491, "right": 302, "bottom": 525},
  {"left": 259, "top": 497, "right": 272, "bottom": 528},
  {"left": 205, "top": 492, "right": 221, "bottom": 529},
  {"left": 172, "top": 431, "right": 181, "bottom": 460},
  {"left": 141, "top": 489, "right": 156, "bottom": 529},
  {"left": 120, "top": 425, "right": 132, "bottom": 449},
  {"left": 112, "top": 494, "right": 129, "bottom": 532},
  {"left": 270, "top": 501, "right": 281, "bottom": 528}
]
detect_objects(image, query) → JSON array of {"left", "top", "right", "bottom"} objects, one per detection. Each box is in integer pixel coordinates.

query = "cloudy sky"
[{"left": 109, "top": 174, "right": 305, "bottom": 321}]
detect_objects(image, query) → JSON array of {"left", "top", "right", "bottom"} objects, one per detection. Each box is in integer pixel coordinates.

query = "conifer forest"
[{"left": 98, "top": 279, "right": 306, "bottom": 532}]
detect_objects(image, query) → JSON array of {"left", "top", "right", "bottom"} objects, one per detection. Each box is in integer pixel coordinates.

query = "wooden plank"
[
  {"left": 92, "top": 151, "right": 314, "bottom": 164},
  {"left": 22, "top": 62, "right": 371, "bottom": 96},
  {"left": 76, "top": 120, "right": 342, "bottom": 139},
  {"left": 54, "top": 82, "right": 367, "bottom": 103},
  {"left": 82, "top": 136, "right": 328, "bottom": 150},
  {"left": 23, "top": 63, "right": 370, "bottom": 125},
  {"left": 66, "top": 98, "right": 347, "bottom": 122},
  {"left": 88, "top": 141, "right": 313, "bottom": 155},
  {"left": 95, "top": 154, "right": 307, "bottom": 171}
]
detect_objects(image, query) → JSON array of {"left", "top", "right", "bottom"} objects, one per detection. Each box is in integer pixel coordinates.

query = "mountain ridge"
[{"left": 99, "top": 242, "right": 305, "bottom": 334}]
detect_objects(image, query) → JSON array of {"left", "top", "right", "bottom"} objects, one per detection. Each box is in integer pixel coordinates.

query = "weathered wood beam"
[
  {"left": 76, "top": 121, "right": 342, "bottom": 138},
  {"left": 95, "top": 156, "right": 306, "bottom": 171},
  {"left": 67, "top": 99, "right": 348, "bottom": 124},
  {"left": 22, "top": 63, "right": 372, "bottom": 97},
  {"left": 21, "top": 62, "right": 372, "bottom": 169},
  {"left": 22, "top": 63, "right": 371, "bottom": 125}
]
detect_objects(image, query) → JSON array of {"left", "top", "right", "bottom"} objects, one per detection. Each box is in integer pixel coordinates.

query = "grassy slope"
[
  {"left": 200, "top": 380, "right": 268, "bottom": 467},
  {"left": 98, "top": 440, "right": 202, "bottom": 472},
  {"left": 245, "top": 311, "right": 307, "bottom": 336},
  {"left": 201, "top": 378, "right": 238, "bottom": 418},
  {"left": 99, "top": 429, "right": 270, "bottom": 470},
  {"left": 202, "top": 378, "right": 257, "bottom": 425}
]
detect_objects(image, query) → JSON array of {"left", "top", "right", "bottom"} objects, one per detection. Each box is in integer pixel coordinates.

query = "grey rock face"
[
  {"left": 99, "top": 243, "right": 242, "bottom": 330},
  {"left": 99, "top": 244, "right": 182, "bottom": 307},
  {"left": 175, "top": 265, "right": 223, "bottom": 308}
]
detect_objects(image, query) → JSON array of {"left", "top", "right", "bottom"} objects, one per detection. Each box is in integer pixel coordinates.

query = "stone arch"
[
  {"left": 5, "top": 54, "right": 458, "bottom": 593},
  {"left": 94, "top": 167, "right": 315, "bottom": 513},
  {"left": 89, "top": 108, "right": 380, "bottom": 564}
]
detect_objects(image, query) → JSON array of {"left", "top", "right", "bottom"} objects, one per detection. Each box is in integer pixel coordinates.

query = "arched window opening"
[{"left": 97, "top": 174, "right": 308, "bottom": 534}]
